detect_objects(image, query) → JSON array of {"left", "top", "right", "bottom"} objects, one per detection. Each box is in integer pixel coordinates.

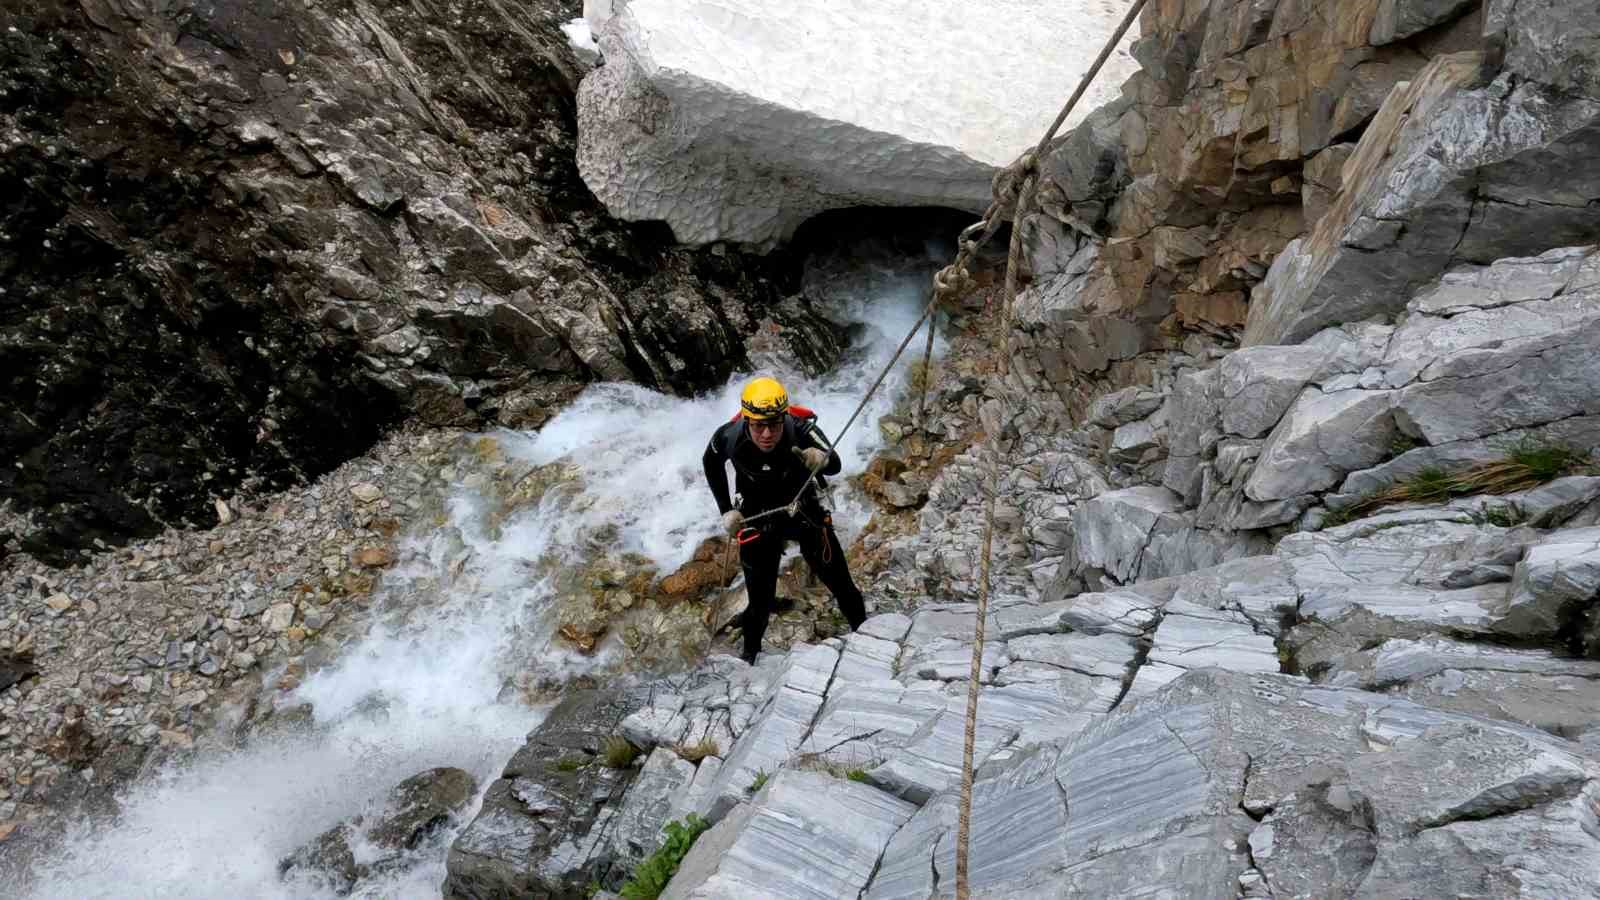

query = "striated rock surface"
[
  {"left": 576, "top": 0, "right": 1139, "bottom": 247},
  {"left": 663, "top": 770, "right": 915, "bottom": 900}
]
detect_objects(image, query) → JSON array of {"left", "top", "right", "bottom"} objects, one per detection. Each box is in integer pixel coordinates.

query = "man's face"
[{"left": 746, "top": 416, "right": 782, "bottom": 452}]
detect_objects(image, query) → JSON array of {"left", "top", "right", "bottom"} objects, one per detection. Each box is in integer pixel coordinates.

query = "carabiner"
[{"left": 737, "top": 527, "right": 761, "bottom": 546}]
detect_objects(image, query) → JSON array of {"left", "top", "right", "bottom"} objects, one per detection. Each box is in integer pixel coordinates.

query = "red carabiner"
[{"left": 737, "top": 527, "right": 761, "bottom": 545}]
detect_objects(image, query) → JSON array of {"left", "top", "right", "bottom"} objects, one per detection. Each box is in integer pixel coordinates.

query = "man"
[{"left": 703, "top": 376, "right": 867, "bottom": 664}]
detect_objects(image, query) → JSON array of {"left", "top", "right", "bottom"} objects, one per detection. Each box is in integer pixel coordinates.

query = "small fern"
[{"left": 618, "top": 814, "right": 711, "bottom": 900}]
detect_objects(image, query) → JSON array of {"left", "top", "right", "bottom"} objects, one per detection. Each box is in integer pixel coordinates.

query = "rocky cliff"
[
  {"left": 1, "top": 0, "right": 840, "bottom": 564},
  {"left": 443, "top": 1, "right": 1600, "bottom": 897}
]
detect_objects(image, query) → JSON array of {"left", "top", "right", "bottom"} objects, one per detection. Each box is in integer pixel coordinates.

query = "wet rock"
[
  {"left": 282, "top": 767, "right": 477, "bottom": 894},
  {"left": 445, "top": 687, "right": 652, "bottom": 899}
]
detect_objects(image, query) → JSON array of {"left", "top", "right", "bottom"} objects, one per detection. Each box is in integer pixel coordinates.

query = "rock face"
[
  {"left": 444, "top": 687, "right": 651, "bottom": 898},
  {"left": 575, "top": 0, "right": 1139, "bottom": 247},
  {"left": 868, "top": 669, "right": 1600, "bottom": 898},
  {"left": 0, "top": 0, "right": 816, "bottom": 562},
  {"left": 1242, "top": 52, "right": 1600, "bottom": 347},
  {"left": 1164, "top": 245, "right": 1600, "bottom": 531}
]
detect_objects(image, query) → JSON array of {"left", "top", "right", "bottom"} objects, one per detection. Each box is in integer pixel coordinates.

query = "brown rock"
[
  {"left": 1176, "top": 292, "right": 1250, "bottom": 330},
  {"left": 558, "top": 624, "right": 603, "bottom": 654},
  {"left": 353, "top": 546, "right": 396, "bottom": 568}
]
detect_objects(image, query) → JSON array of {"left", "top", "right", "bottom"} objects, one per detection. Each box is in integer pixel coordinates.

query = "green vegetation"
[
  {"left": 846, "top": 768, "right": 872, "bottom": 783},
  {"left": 747, "top": 769, "right": 769, "bottom": 793},
  {"left": 1321, "top": 440, "right": 1591, "bottom": 529},
  {"left": 618, "top": 815, "right": 711, "bottom": 900},
  {"left": 551, "top": 755, "right": 587, "bottom": 773},
  {"left": 1482, "top": 504, "right": 1525, "bottom": 528},
  {"left": 602, "top": 735, "right": 642, "bottom": 769}
]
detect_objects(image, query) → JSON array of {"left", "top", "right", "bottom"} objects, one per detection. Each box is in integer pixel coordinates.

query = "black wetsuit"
[{"left": 702, "top": 413, "right": 867, "bottom": 661}]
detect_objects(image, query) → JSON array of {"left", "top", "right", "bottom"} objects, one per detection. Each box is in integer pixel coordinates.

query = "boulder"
[
  {"left": 576, "top": 0, "right": 1138, "bottom": 247},
  {"left": 1072, "top": 486, "right": 1270, "bottom": 585},
  {"left": 283, "top": 767, "right": 477, "bottom": 894},
  {"left": 1245, "top": 389, "right": 1396, "bottom": 502}
]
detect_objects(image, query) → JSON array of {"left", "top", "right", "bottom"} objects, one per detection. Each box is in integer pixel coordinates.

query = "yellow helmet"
[{"left": 740, "top": 376, "right": 789, "bottom": 421}]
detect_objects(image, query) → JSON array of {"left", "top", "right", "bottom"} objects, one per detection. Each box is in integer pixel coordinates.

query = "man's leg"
[
  {"left": 797, "top": 521, "right": 866, "bottom": 630},
  {"left": 738, "top": 532, "right": 783, "bottom": 663}
]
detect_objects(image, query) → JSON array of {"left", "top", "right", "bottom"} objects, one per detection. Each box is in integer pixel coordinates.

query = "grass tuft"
[
  {"left": 673, "top": 737, "right": 721, "bottom": 763},
  {"left": 551, "top": 755, "right": 587, "bottom": 773},
  {"left": 747, "top": 769, "right": 769, "bottom": 794},
  {"left": 602, "top": 735, "right": 641, "bottom": 769},
  {"left": 1320, "top": 440, "right": 1591, "bottom": 529}
]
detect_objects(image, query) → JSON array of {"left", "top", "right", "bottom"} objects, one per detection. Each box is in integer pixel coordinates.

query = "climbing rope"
[
  {"left": 952, "top": 2, "right": 1149, "bottom": 898},
  {"left": 709, "top": 8, "right": 1146, "bottom": 890}
]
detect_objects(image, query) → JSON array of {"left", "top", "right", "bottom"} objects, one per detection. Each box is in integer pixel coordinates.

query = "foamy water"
[{"left": 13, "top": 255, "right": 942, "bottom": 899}]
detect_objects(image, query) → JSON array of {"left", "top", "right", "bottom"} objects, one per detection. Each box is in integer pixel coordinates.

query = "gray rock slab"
[
  {"left": 1057, "top": 590, "right": 1163, "bottom": 637},
  {"left": 1245, "top": 388, "right": 1396, "bottom": 502},
  {"left": 1005, "top": 631, "right": 1139, "bottom": 681},
  {"left": 797, "top": 679, "right": 945, "bottom": 767},
  {"left": 662, "top": 770, "right": 915, "bottom": 900},
  {"left": 1337, "top": 420, "right": 1600, "bottom": 501},
  {"left": 1218, "top": 344, "right": 1338, "bottom": 439},
  {"left": 859, "top": 612, "right": 912, "bottom": 643},
  {"left": 1393, "top": 306, "right": 1600, "bottom": 445},
  {"left": 699, "top": 645, "right": 839, "bottom": 821},
  {"left": 869, "top": 701, "right": 1014, "bottom": 805},
  {"left": 1327, "top": 637, "right": 1600, "bottom": 743},
  {"left": 834, "top": 631, "right": 901, "bottom": 683},
  {"left": 1243, "top": 55, "right": 1600, "bottom": 348},
  {"left": 863, "top": 670, "right": 1600, "bottom": 898},
  {"left": 608, "top": 748, "right": 696, "bottom": 866},
  {"left": 1131, "top": 600, "right": 1282, "bottom": 695},
  {"left": 901, "top": 638, "right": 1009, "bottom": 683},
  {"left": 988, "top": 598, "right": 1074, "bottom": 639},
  {"left": 1072, "top": 485, "right": 1185, "bottom": 583},
  {"left": 1500, "top": 527, "right": 1600, "bottom": 639},
  {"left": 666, "top": 756, "right": 723, "bottom": 823},
  {"left": 861, "top": 794, "right": 958, "bottom": 900},
  {"left": 1165, "top": 555, "right": 1299, "bottom": 636}
]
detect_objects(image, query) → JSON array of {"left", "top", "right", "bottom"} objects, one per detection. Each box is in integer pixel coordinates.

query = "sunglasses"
[{"left": 747, "top": 419, "right": 784, "bottom": 433}]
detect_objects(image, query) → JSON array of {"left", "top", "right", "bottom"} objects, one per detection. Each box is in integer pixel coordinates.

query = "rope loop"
[{"left": 933, "top": 264, "right": 972, "bottom": 299}]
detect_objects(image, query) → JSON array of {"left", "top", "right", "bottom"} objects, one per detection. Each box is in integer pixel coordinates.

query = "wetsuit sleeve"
[
  {"left": 798, "top": 421, "right": 843, "bottom": 476},
  {"left": 703, "top": 429, "right": 734, "bottom": 514}
]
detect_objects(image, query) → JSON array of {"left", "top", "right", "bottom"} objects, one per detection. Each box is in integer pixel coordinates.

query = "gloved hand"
[
  {"left": 793, "top": 446, "right": 829, "bottom": 470},
  {"left": 721, "top": 509, "right": 745, "bottom": 537}
]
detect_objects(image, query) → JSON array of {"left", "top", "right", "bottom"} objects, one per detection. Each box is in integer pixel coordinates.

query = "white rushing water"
[{"left": 15, "top": 253, "right": 943, "bottom": 899}]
